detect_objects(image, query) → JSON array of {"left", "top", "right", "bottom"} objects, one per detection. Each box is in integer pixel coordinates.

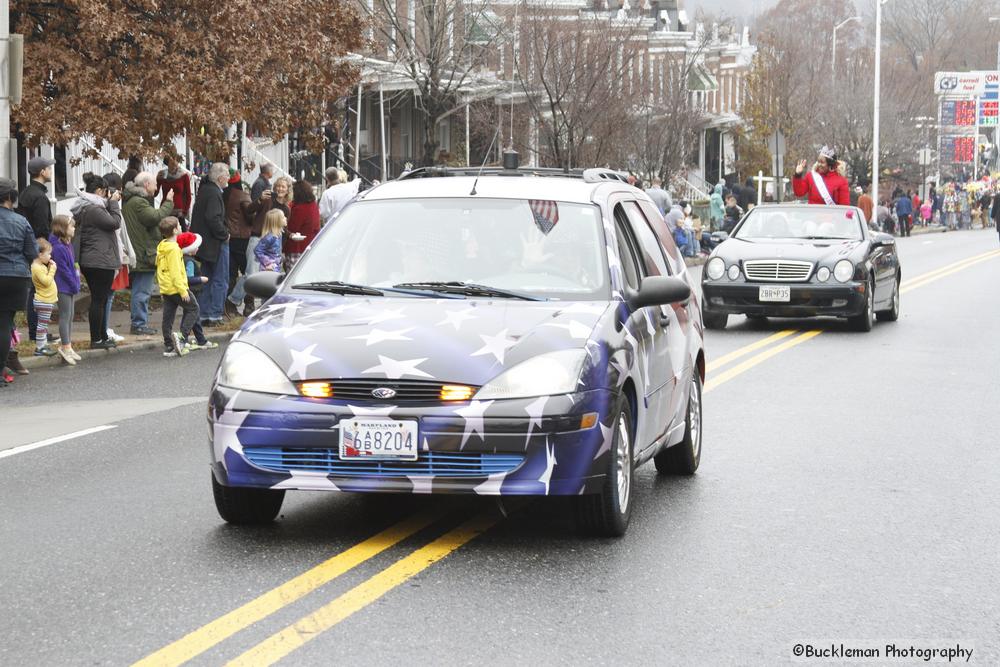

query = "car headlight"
[
  {"left": 816, "top": 267, "right": 831, "bottom": 282},
  {"left": 706, "top": 257, "right": 725, "bottom": 280},
  {"left": 727, "top": 264, "right": 740, "bottom": 280},
  {"left": 833, "top": 260, "right": 854, "bottom": 283},
  {"left": 217, "top": 342, "right": 299, "bottom": 395},
  {"left": 474, "top": 350, "right": 587, "bottom": 400}
]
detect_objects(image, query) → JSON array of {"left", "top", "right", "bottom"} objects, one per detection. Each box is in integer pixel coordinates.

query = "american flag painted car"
[{"left": 210, "top": 169, "right": 705, "bottom": 536}]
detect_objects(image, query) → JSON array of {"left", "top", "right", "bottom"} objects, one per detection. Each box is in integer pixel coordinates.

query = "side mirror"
[
  {"left": 629, "top": 276, "right": 691, "bottom": 310},
  {"left": 244, "top": 271, "right": 282, "bottom": 299}
]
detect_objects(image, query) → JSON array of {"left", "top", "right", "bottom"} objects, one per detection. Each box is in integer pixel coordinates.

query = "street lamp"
[
  {"left": 872, "top": 0, "right": 887, "bottom": 205},
  {"left": 832, "top": 16, "right": 862, "bottom": 74}
]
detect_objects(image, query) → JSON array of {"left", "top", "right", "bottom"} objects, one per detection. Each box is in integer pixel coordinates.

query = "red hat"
[
  {"left": 228, "top": 168, "right": 241, "bottom": 185},
  {"left": 177, "top": 232, "right": 202, "bottom": 255}
]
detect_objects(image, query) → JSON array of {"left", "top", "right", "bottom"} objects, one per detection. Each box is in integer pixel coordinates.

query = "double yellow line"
[{"left": 135, "top": 247, "right": 1000, "bottom": 666}]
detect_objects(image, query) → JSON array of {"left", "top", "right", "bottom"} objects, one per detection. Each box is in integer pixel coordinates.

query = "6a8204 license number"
[{"left": 340, "top": 419, "right": 418, "bottom": 461}]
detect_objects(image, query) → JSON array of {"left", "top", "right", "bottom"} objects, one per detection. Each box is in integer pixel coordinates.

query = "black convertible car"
[{"left": 701, "top": 204, "right": 900, "bottom": 332}]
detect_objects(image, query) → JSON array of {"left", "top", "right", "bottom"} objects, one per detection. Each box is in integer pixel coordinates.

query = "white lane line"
[{"left": 0, "top": 425, "right": 118, "bottom": 461}]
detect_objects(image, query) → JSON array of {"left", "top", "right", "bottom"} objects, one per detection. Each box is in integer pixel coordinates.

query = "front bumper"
[
  {"left": 702, "top": 281, "right": 867, "bottom": 317},
  {"left": 209, "top": 386, "right": 616, "bottom": 496}
]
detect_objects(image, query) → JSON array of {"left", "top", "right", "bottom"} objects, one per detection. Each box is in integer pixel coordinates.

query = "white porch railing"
[
  {"left": 242, "top": 135, "right": 290, "bottom": 181},
  {"left": 63, "top": 135, "right": 186, "bottom": 192}
]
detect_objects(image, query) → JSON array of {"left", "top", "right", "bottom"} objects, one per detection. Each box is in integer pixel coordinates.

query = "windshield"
[
  {"left": 286, "top": 198, "right": 610, "bottom": 300},
  {"left": 734, "top": 208, "right": 864, "bottom": 241}
]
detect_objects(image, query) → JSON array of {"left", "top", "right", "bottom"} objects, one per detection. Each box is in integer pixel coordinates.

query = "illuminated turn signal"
[
  {"left": 440, "top": 384, "right": 474, "bottom": 401},
  {"left": 299, "top": 381, "right": 334, "bottom": 398}
]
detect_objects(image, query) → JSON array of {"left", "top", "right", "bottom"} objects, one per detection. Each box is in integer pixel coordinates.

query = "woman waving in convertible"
[{"left": 792, "top": 145, "right": 850, "bottom": 206}]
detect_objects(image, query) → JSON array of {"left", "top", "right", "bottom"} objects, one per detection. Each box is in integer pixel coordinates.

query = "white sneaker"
[
  {"left": 107, "top": 329, "right": 125, "bottom": 343},
  {"left": 171, "top": 332, "right": 190, "bottom": 357}
]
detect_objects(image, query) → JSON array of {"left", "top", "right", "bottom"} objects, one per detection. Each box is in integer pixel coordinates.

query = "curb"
[
  {"left": 17, "top": 330, "right": 235, "bottom": 371},
  {"left": 910, "top": 225, "right": 946, "bottom": 236}
]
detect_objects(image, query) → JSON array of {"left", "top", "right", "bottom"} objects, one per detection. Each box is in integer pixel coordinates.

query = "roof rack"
[{"left": 395, "top": 166, "right": 631, "bottom": 184}]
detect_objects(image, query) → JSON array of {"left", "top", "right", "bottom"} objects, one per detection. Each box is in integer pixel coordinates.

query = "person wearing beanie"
[
  {"left": 792, "top": 145, "right": 850, "bottom": 206},
  {"left": 17, "top": 155, "right": 56, "bottom": 344},
  {"left": 156, "top": 217, "right": 198, "bottom": 357},
  {"left": 123, "top": 171, "right": 175, "bottom": 335}
]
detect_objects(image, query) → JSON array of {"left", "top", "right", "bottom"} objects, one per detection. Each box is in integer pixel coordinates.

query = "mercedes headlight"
[
  {"left": 474, "top": 350, "right": 587, "bottom": 400},
  {"left": 706, "top": 257, "right": 726, "bottom": 280},
  {"left": 816, "top": 267, "right": 831, "bottom": 282},
  {"left": 833, "top": 260, "right": 854, "bottom": 283},
  {"left": 217, "top": 342, "right": 299, "bottom": 395},
  {"left": 727, "top": 264, "right": 740, "bottom": 280}
]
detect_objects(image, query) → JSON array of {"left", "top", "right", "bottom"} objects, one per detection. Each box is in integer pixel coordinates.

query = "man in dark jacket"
[
  {"left": 190, "top": 163, "right": 231, "bottom": 326},
  {"left": 250, "top": 163, "right": 273, "bottom": 203},
  {"left": 17, "top": 156, "right": 55, "bottom": 341},
  {"left": 894, "top": 192, "right": 913, "bottom": 237}
]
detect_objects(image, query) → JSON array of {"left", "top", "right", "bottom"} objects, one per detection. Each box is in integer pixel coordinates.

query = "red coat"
[
  {"left": 285, "top": 200, "right": 320, "bottom": 254},
  {"left": 791, "top": 170, "right": 850, "bottom": 206},
  {"left": 157, "top": 170, "right": 193, "bottom": 217}
]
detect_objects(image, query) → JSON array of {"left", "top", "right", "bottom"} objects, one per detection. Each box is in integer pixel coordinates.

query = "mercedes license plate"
[
  {"left": 759, "top": 286, "right": 791, "bottom": 302},
  {"left": 339, "top": 419, "right": 418, "bottom": 461}
]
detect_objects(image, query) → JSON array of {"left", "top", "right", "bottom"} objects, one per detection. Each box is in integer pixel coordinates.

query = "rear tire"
[
  {"left": 212, "top": 474, "right": 285, "bottom": 525},
  {"left": 655, "top": 372, "right": 703, "bottom": 476},
  {"left": 703, "top": 309, "right": 728, "bottom": 330},
  {"left": 575, "top": 398, "right": 634, "bottom": 537},
  {"left": 876, "top": 275, "right": 900, "bottom": 322},
  {"left": 848, "top": 278, "right": 875, "bottom": 332}
]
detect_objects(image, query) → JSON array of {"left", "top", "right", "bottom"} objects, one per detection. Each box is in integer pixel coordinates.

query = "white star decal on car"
[
  {"left": 304, "top": 302, "right": 362, "bottom": 319},
  {"left": 544, "top": 320, "right": 593, "bottom": 340},
  {"left": 366, "top": 307, "right": 406, "bottom": 325},
  {"left": 539, "top": 438, "right": 557, "bottom": 495},
  {"left": 348, "top": 327, "right": 414, "bottom": 346},
  {"left": 454, "top": 399, "right": 494, "bottom": 449},
  {"left": 592, "top": 421, "right": 614, "bottom": 460},
  {"left": 287, "top": 344, "right": 322, "bottom": 380},
  {"left": 277, "top": 322, "right": 316, "bottom": 339},
  {"left": 471, "top": 329, "right": 518, "bottom": 365},
  {"left": 362, "top": 355, "right": 432, "bottom": 379},
  {"left": 557, "top": 303, "right": 607, "bottom": 316},
  {"left": 474, "top": 471, "right": 505, "bottom": 495},
  {"left": 523, "top": 396, "right": 548, "bottom": 449},
  {"left": 437, "top": 307, "right": 477, "bottom": 331}
]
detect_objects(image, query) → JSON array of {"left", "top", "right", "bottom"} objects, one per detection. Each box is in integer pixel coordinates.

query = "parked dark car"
[
  {"left": 701, "top": 204, "right": 900, "bottom": 331},
  {"left": 209, "top": 168, "right": 706, "bottom": 536}
]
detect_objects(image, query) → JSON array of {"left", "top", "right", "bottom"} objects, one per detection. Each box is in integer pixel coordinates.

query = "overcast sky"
[{"left": 686, "top": 0, "right": 780, "bottom": 23}]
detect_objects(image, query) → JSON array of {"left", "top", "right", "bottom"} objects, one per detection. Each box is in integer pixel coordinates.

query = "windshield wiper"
[
  {"left": 393, "top": 281, "right": 545, "bottom": 301},
  {"left": 291, "top": 281, "right": 385, "bottom": 296}
]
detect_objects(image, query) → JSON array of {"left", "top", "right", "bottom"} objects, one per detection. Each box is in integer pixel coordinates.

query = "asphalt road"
[{"left": 2, "top": 229, "right": 998, "bottom": 666}]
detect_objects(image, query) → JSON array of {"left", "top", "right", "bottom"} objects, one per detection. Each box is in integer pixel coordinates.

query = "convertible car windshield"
[
  {"left": 734, "top": 207, "right": 864, "bottom": 241},
  {"left": 287, "top": 198, "right": 610, "bottom": 300}
]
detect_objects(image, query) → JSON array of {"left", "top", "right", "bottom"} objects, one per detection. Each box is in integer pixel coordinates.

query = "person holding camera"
[
  {"left": 122, "top": 171, "right": 176, "bottom": 335},
  {"left": 792, "top": 145, "right": 850, "bottom": 206}
]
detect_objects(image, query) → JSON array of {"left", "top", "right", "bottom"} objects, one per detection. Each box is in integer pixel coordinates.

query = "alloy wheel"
[{"left": 615, "top": 413, "right": 631, "bottom": 514}]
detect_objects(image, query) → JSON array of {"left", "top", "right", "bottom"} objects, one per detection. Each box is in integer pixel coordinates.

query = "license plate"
[
  {"left": 759, "top": 286, "right": 791, "bottom": 302},
  {"left": 339, "top": 419, "right": 418, "bottom": 461}
]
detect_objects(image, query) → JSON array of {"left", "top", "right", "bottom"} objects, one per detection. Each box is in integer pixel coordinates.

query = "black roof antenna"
[{"left": 470, "top": 126, "right": 501, "bottom": 196}]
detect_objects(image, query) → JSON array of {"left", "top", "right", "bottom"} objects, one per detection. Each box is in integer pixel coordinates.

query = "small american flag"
[{"left": 529, "top": 199, "right": 560, "bottom": 235}]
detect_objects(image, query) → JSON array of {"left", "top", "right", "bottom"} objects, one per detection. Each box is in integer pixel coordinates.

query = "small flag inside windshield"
[{"left": 529, "top": 199, "right": 560, "bottom": 235}]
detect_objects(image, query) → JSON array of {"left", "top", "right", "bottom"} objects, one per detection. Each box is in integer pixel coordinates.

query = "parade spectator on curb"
[
  {"left": 709, "top": 183, "right": 724, "bottom": 230},
  {"left": 894, "top": 190, "right": 913, "bottom": 237},
  {"left": 992, "top": 190, "right": 1000, "bottom": 230},
  {"left": 255, "top": 209, "right": 286, "bottom": 272},
  {"left": 100, "top": 172, "right": 132, "bottom": 344},
  {"left": 910, "top": 191, "right": 920, "bottom": 225},
  {"left": 223, "top": 169, "right": 252, "bottom": 318},
  {"left": 71, "top": 173, "right": 122, "bottom": 350},
  {"left": 858, "top": 186, "right": 874, "bottom": 224},
  {"left": 121, "top": 156, "right": 143, "bottom": 190},
  {"left": 190, "top": 163, "right": 231, "bottom": 327},
  {"left": 319, "top": 169, "right": 361, "bottom": 226},
  {"left": 285, "top": 179, "right": 320, "bottom": 270},
  {"left": 792, "top": 146, "right": 850, "bottom": 205},
  {"left": 157, "top": 155, "right": 193, "bottom": 229},
  {"left": 123, "top": 171, "right": 175, "bottom": 335},
  {"left": 18, "top": 156, "right": 56, "bottom": 343},
  {"left": 176, "top": 232, "right": 216, "bottom": 351},
  {"left": 250, "top": 162, "right": 274, "bottom": 203},
  {"left": 644, "top": 177, "right": 672, "bottom": 215},
  {"left": 30, "top": 238, "right": 58, "bottom": 358},
  {"left": 978, "top": 190, "right": 992, "bottom": 227},
  {"left": 920, "top": 199, "right": 933, "bottom": 227},
  {"left": 156, "top": 216, "right": 198, "bottom": 357},
  {"left": 49, "top": 214, "right": 81, "bottom": 365},
  {"left": 877, "top": 199, "right": 892, "bottom": 234},
  {"left": 318, "top": 167, "right": 341, "bottom": 225},
  {"left": 0, "top": 178, "right": 38, "bottom": 386}
]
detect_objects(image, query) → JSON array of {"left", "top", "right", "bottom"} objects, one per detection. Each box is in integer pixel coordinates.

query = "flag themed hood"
[{"left": 232, "top": 295, "right": 612, "bottom": 385}]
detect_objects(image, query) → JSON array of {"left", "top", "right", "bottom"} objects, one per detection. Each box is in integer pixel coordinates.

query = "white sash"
[{"left": 810, "top": 171, "right": 835, "bottom": 205}]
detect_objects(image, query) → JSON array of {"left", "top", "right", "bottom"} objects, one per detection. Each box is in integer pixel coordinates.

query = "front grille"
[
  {"left": 743, "top": 260, "right": 813, "bottom": 282},
  {"left": 243, "top": 447, "right": 524, "bottom": 477},
  {"left": 324, "top": 379, "right": 479, "bottom": 403}
]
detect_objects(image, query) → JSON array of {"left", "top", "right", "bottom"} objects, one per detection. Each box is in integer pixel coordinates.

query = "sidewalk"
[{"left": 14, "top": 304, "right": 241, "bottom": 371}]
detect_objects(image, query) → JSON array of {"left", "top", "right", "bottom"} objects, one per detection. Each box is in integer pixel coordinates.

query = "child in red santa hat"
[{"left": 176, "top": 232, "right": 218, "bottom": 351}]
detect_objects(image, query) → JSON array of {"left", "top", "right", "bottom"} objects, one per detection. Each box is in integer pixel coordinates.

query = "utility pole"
[
  {"left": 0, "top": 0, "right": 14, "bottom": 180},
  {"left": 872, "top": 0, "right": 885, "bottom": 205}
]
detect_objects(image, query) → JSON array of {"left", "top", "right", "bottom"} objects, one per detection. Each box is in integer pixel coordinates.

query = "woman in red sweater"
[
  {"left": 156, "top": 155, "right": 193, "bottom": 228},
  {"left": 284, "top": 180, "right": 320, "bottom": 270}
]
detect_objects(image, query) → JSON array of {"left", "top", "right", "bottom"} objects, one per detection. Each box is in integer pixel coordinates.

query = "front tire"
[
  {"left": 848, "top": 278, "right": 875, "bottom": 332},
  {"left": 703, "top": 309, "right": 728, "bottom": 330},
  {"left": 575, "top": 399, "right": 634, "bottom": 537},
  {"left": 655, "top": 372, "right": 703, "bottom": 475},
  {"left": 212, "top": 474, "right": 285, "bottom": 525},
  {"left": 876, "top": 275, "right": 900, "bottom": 322}
]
